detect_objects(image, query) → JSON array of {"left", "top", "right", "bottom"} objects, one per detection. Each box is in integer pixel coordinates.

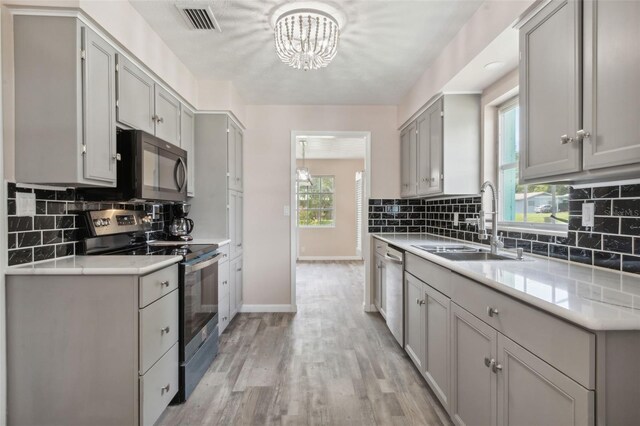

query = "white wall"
[
  {"left": 197, "top": 80, "right": 247, "bottom": 126},
  {"left": 244, "top": 105, "right": 397, "bottom": 305},
  {"left": 297, "top": 159, "right": 365, "bottom": 258},
  {"left": 397, "top": 0, "right": 533, "bottom": 127}
]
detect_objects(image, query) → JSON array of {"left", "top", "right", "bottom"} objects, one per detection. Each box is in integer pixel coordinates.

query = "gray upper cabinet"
[
  {"left": 180, "top": 105, "right": 195, "bottom": 197},
  {"left": 519, "top": 0, "right": 582, "bottom": 181},
  {"left": 450, "top": 302, "right": 497, "bottom": 426},
  {"left": 582, "top": 0, "right": 640, "bottom": 171},
  {"left": 519, "top": 0, "right": 640, "bottom": 182},
  {"left": 228, "top": 119, "right": 244, "bottom": 192},
  {"left": 115, "top": 54, "right": 155, "bottom": 134},
  {"left": 154, "top": 85, "right": 181, "bottom": 146},
  {"left": 401, "top": 94, "right": 479, "bottom": 198},
  {"left": 14, "top": 16, "right": 117, "bottom": 187},
  {"left": 400, "top": 121, "right": 417, "bottom": 197}
]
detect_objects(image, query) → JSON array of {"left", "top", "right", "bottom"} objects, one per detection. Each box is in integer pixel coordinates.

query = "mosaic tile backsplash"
[
  {"left": 6, "top": 182, "right": 170, "bottom": 266},
  {"left": 369, "top": 184, "right": 640, "bottom": 274}
]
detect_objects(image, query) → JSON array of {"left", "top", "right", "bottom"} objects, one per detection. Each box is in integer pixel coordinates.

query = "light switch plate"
[
  {"left": 16, "top": 192, "right": 36, "bottom": 216},
  {"left": 582, "top": 203, "right": 595, "bottom": 227},
  {"left": 283, "top": 205, "right": 290, "bottom": 217}
]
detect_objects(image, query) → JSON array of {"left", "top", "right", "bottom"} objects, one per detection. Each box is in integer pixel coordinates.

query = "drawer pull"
[
  {"left": 161, "top": 383, "right": 171, "bottom": 395},
  {"left": 160, "top": 280, "right": 170, "bottom": 288},
  {"left": 487, "top": 307, "right": 499, "bottom": 317},
  {"left": 160, "top": 326, "right": 171, "bottom": 335}
]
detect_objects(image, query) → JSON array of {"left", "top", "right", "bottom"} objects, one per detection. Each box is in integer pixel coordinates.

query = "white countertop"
[
  {"left": 373, "top": 233, "right": 640, "bottom": 331},
  {"left": 5, "top": 255, "right": 182, "bottom": 276}
]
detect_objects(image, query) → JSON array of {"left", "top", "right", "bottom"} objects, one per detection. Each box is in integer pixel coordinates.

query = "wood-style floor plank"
[{"left": 158, "top": 261, "right": 451, "bottom": 425}]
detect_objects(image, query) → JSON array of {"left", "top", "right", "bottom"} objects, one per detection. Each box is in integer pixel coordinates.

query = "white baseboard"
[
  {"left": 239, "top": 304, "right": 297, "bottom": 313},
  {"left": 297, "top": 256, "right": 364, "bottom": 261},
  {"left": 363, "top": 303, "right": 378, "bottom": 313}
]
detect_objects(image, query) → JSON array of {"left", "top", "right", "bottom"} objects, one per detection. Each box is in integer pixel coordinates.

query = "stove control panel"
[{"left": 87, "top": 209, "right": 152, "bottom": 236}]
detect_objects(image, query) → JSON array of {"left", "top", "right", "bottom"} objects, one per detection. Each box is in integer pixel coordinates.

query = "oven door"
[
  {"left": 181, "top": 251, "right": 222, "bottom": 362},
  {"left": 140, "top": 132, "right": 187, "bottom": 202}
]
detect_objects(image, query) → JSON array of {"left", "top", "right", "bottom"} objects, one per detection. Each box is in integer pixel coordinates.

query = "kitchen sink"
[
  {"left": 412, "top": 244, "right": 482, "bottom": 253},
  {"left": 432, "top": 252, "right": 517, "bottom": 261}
]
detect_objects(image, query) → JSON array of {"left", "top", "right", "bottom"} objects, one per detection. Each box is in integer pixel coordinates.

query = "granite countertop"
[
  {"left": 373, "top": 233, "right": 640, "bottom": 331},
  {"left": 5, "top": 255, "right": 182, "bottom": 276}
]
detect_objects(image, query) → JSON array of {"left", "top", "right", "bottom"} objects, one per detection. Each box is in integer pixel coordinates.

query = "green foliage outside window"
[{"left": 298, "top": 176, "right": 335, "bottom": 227}]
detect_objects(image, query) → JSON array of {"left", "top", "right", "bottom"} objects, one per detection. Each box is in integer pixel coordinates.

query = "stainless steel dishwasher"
[{"left": 384, "top": 246, "right": 404, "bottom": 347}]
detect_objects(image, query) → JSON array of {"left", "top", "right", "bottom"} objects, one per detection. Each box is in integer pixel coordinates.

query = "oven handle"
[{"left": 184, "top": 252, "right": 224, "bottom": 274}]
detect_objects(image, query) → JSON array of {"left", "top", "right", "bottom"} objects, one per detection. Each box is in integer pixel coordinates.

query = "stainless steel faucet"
[{"left": 465, "top": 180, "right": 503, "bottom": 254}]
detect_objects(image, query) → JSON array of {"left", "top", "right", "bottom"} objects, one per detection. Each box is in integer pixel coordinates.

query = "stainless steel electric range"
[{"left": 77, "top": 209, "right": 221, "bottom": 403}]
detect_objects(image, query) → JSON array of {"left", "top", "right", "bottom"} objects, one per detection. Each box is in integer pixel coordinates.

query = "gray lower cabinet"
[
  {"left": 14, "top": 15, "right": 117, "bottom": 187},
  {"left": 180, "top": 104, "right": 196, "bottom": 196},
  {"left": 154, "top": 85, "right": 181, "bottom": 146},
  {"left": 116, "top": 54, "right": 155, "bottom": 134},
  {"left": 450, "top": 302, "right": 498, "bottom": 426},
  {"left": 231, "top": 256, "right": 243, "bottom": 317},
  {"left": 423, "top": 283, "right": 450, "bottom": 411},
  {"left": 229, "top": 190, "right": 244, "bottom": 259},
  {"left": 219, "top": 252, "right": 231, "bottom": 334},
  {"left": 401, "top": 94, "right": 479, "bottom": 198},
  {"left": 6, "top": 264, "right": 180, "bottom": 425},
  {"left": 404, "top": 273, "right": 425, "bottom": 371},
  {"left": 519, "top": 0, "right": 640, "bottom": 182}
]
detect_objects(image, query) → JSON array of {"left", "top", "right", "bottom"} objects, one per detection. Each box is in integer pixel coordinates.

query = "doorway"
[{"left": 289, "top": 131, "right": 371, "bottom": 310}]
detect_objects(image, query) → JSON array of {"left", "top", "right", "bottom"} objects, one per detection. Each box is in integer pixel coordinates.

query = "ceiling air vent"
[{"left": 175, "top": 2, "right": 221, "bottom": 31}]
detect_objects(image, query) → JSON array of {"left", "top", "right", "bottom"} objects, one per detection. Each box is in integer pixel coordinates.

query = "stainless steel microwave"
[{"left": 78, "top": 130, "right": 188, "bottom": 202}]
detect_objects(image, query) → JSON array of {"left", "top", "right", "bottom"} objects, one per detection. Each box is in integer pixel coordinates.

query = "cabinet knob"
[
  {"left": 161, "top": 383, "right": 171, "bottom": 395},
  {"left": 419, "top": 299, "right": 426, "bottom": 306},
  {"left": 493, "top": 363, "right": 503, "bottom": 373},
  {"left": 487, "top": 307, "right": 499, "bottom": 317},
  {"left": 112, "top": 153, "right": 121, "bottom": 161},
  {"left": 157, "top": 116, "right": 164, "bottom": 123},
  {"left": 223, "top": 280, "right": 227, "bottom": 285},
  {"left": 160, "top": 326, "right": 170, "bottom": 335},
  {"left": 560, "top": 134, "right": 574, "bottom": 144},
  {"left": 576, "top": 129, "right": 591, "bottom": 140},
  {"left": 484, "top": 357, "right": 495, "bottom": 369},
  {"left": 160, "top": 280, "right": 170, "bottom": 287}
]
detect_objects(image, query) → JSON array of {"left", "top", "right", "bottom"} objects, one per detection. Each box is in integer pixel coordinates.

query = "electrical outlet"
[
  {"left": 582, "top": 203, "right": 595, "bottom": 227},
  {"left": 16, "top": 192, "right": 36, "bottom": 216},
  {"left": 453, "top": 212, "right": 459, "bottom": 226}
]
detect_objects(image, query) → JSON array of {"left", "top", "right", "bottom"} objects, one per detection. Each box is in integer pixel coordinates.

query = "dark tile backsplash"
[
  {"left": 369, "top": 183, "right": 640, "bottom": 274},
  {"left": 6, "top": 182, "right": 171, "bottom": 266}
]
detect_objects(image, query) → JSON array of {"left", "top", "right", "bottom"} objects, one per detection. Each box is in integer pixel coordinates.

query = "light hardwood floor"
[{"left": 159, "top": 261, "right": 451, "bottom": 425}]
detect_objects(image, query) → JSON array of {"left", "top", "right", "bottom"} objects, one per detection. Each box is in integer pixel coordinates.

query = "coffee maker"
[{"left": 169, "top": 203, "right": 195, "bottom": 241}]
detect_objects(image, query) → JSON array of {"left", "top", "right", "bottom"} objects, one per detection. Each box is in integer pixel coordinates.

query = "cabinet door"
[
  {"left": 228, "top": 120, "right": 242, "bottom": 191},
  {"left": 583, "top": 0, "right": 640, "bottom": 170},
  {"left": 416, "top": 111, "right": 430, "bottom": 195},
  {"left": 497, "top": 334, "right": 594, "bottom": 426},
  {"left": 115, "top": 54, "right": 154, "bottom": 133},
  {"left": 218, "top": 260, "right": 230, "bottom": 334},
  {"left": 82, "top": 27, "right": 117, "bottom": 184},
  {"left": 400, "top": 122, "right": 417, "bottom": 197},
  {"left": 228, "top": 191, "right": 243, "bottom": 259},
  {"left": 235, "top": 192, "right": 243, "bottom": 257},
  {"left": 404, "top": 273, "right": 424, "bottom": 370},
  {"left": 180, "top": 105, "right": 195, "bottom": 196},
  {"left": 423, "top": 284, "right": 450, "bottom": 411},
  {"left": 427, "top": 98, "right": 443, "bottom": 194},
  {"left": 233, "top": 256, "right": 243, "bottom": 311},
  {"left": 519, "top": 0, "right": 582, "bottom": 180},
  {"left": 229, "top": 261, "right": 237, "bottom": 319},
  {"left": 154, "top": 85, "right": 181, "bottom": 146},
  {"left": 451, "top": 303, "right": 497, "bottom": 426},
  {"left": 235, "top": 126, "right": 244, "bottom": 191}
]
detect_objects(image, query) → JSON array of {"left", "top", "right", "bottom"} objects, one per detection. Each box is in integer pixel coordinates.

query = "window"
[
  {"left": 498, "top": 98, "right": 569, "bottom": 228},
  {"left": 297, "top": 176, "right": 335, "bottom": 227}
]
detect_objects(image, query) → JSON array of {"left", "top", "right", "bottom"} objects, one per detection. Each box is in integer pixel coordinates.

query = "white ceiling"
[
  {"left": 130, "top": 0, "right": 485, "bottom": 105},
  {"left": 296, "top": 136, "right": 366, "bottom": 159}
]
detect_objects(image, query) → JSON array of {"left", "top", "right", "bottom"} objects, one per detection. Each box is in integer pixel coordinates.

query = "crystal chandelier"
[{"left": 274, "top": 8, "right": 340, "bottom": 71}]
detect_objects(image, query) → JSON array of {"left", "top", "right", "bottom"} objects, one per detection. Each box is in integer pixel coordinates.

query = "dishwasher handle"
[{"left": 384, "top": 253, "right": 403, "bottom": 264}]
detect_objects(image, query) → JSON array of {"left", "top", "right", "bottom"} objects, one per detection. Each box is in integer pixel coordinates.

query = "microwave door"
[{"left": 174, "top": 157, "right": 187, "bottom": 193}]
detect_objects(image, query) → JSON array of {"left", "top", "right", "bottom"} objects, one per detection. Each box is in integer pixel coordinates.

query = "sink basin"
[
  {"left": 413, "top": 244, "right": 482, "bottom": 253},
  {"left": 433, "top": 252, "right": 517, "bottom": 261}
]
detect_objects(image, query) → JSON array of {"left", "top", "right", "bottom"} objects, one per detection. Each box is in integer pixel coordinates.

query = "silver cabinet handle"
[
  {"left": 152, "top": 114, "right": 158, "bottom": 122},
  {"left": 160, "top": 326, "right": 170, "bottom": 335},
  {"left": 157, "top": 116, "right": 164, "bottom": 123},
  {"left": 237, "top": 268, "right": 242, "bottom": 272},
  {"left": 493, "top": 363, "right": 503, "bottom": 373},
  {"left": 560, "top": 134, "right": 574, "bottom": 144},
  {"left": 237, "top": 243, "right": 243, "bottom": 248},
  {"left": 112, "top": 153, "right": 121, "bottom": 161},
  {"left": 161, "top": 383, "right": 170, "bottom": 395},
  {"left": 419, "top": 299, "right": 426, "bottom": 306},
  {"left": 487, "top": 307, "right": 499, "bottom": 317},
  {"left": 223, "top": 280, "right": 227, "bottom": 285},
  {"left": 576, "top": 129, "right": 591, "bottom": 140},
  {"left": 160, "top": 280, "right": 170, "bottom": 287},
  {"left": 484, "top": 357, "right": 495, "bottom": 369}
]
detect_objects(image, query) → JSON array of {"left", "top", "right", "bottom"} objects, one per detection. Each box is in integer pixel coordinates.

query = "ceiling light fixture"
[
  {"left": 274, "top": 8, "right": 340, "bottom": 71},
  {"left": 297, "top": 139, "right": 313, "bottom": 186}
]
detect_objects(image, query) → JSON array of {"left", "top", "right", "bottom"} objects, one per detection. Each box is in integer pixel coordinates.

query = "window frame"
[
  {"left": 297, "top": 175, "right": 337, "bottom": 228},
  {"left": 496, "top": 97, "right": 568, "bottom": 233}
]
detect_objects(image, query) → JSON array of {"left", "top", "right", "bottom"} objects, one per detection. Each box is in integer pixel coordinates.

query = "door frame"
[{"left": 289, "top": 130, "right": 372, "bottom": 311}]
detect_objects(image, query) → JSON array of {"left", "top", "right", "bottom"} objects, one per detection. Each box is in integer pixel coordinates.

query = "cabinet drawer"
[
  {"left": 139, "top": 290, "right": 179, "bottom": 374},
  {"left": 219, "top": 244, "right": 230, "bottom": 263},
  {"left": 373, "top": 238, "right": 387, "bottom": 256},
  {"left": 405, "top": 253, "right": 452, "bottom": 297},
  {"left": 140, "top": 342, "right": 178, "bottom": 426},
  {"left": 139, "top": 264, "right": 179, "bottom": 308},
  {"left": 451, "top": 273, "right": 595, "bottom": 389}
]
